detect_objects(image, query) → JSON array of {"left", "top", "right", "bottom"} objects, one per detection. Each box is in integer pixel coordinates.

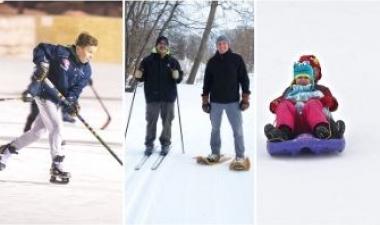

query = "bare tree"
[
  {"left": 186, "top": 1, "right": 218, "bottom": 84},
  {"left": 158, "top": 1, "right": 180, "bottom": 37}
]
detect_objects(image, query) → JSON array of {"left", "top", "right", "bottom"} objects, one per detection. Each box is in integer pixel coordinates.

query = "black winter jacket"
[
  {"left": 202, "top": 49, "right": 250, "bottom": 103},
  {"left": 138, "top": 52, "right": 183, "bottom": 103}
]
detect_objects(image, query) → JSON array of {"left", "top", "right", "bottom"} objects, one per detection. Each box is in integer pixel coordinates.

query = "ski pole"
[
  {"left": 176, "top": 91, "right": 185, "bottom": 154},
  {"left": 44, "top": 78, "right": 123, "bottom": 166},
  {"left": 89, "top": 83, "right": 112, "bottom": 130},
  {"left": 125, "top": 79, "right": 138, "bottom": 138}
]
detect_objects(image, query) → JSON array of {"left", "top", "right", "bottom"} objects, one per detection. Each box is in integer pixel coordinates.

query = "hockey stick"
[
  {"left": 44, "top": 79, "right": 123, "bottom": 166},
  {"left": 89, "top": 84, "right": 112, "bottom": 130},
  {"left": 0, "top": 97, "right": 22, "bottom": 102}
]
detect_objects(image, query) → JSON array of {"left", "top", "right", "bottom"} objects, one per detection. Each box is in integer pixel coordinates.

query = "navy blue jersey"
[{"left": 32, "top": 43, "right": 92, "bottom": 103}]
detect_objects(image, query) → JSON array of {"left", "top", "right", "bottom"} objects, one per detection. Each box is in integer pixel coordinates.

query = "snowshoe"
[
  {"left": 195, "top": 154, "right": 231, "bottom": 165},
  {"left": 267, "top": 133, "right": 345, "bottom": 156},
  {"left": 229, "top": 157, "right": 250, "bottom": 171}
]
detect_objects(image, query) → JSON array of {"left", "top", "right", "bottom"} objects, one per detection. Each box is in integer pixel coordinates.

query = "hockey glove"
[
  {"left": 33, "top": 62, "right": 49, "bottom": 81},
  {"left": 62, "top": 97, "right": 80, "bottom": 116},
  {"left": 21, "top": 90, "right": 34, "bottom": 103}
]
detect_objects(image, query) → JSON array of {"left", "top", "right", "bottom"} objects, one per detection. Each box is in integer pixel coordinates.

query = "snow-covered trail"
[
  {"left": 256, "top": 2, "right": 380, "bottom": 225},
  {"left": 0, "top": 58, "right": 123, "bottom": 224},
  {"left": 124, "top": 82, "right": 255, "bottom": 224}
]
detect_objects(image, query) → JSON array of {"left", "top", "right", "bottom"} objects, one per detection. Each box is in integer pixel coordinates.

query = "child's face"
[
  {"left": 76, "top": 45, "right": 97, "bottom": 63},
  {"left": 295, "top": 76, "right": 311, "bottom": 85}
]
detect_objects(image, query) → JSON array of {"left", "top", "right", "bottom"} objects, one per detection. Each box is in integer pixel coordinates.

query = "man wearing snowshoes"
[
  {"left": 0, "top": 32, "right": 98, "bottom": 184},
  {"left": 265, "top": 56, "right": 345, "bottom": 142},
  {"left": 134, "top": 36, "right": 183, "bottom": 157},
  {"left": 199, "top": 35, "right": 251, "bottom": 171}
]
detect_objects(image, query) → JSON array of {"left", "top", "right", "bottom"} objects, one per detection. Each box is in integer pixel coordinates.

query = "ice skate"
[
  {"left": 50, "top": 155, "right": 71, "bottom": 184},
  {"left": 0, "top": 143, "right": 17, "bottom": 171}
]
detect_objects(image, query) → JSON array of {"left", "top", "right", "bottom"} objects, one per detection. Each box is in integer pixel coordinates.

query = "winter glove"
[
  {"left": 21, "top": 90, "right": 34, "bottom": 103},
  {"left": 172, "top": 70, "right": 179, "bottom": 80},
  {"left": 134, "top": 69, "right": 143, "bottom": 79},
  {"left": 239, "top": 93, "right": 250, "bottom": 111},
  {"left": 62, "top": 97, "right": 80, "bottom": 116},
  {"left": 202, "top": 95, "right": 211, "bottom": 113}
]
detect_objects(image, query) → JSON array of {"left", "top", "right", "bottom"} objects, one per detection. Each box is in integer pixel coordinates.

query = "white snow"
[
  {"left": 256, "top": 2, "right": 380, "bottom": 225},
  {"left": 0, "top": 57, "right": 123, "bottom": 224},
  {"left": 124, "top": 82, "right": 255, "bottom": 224}
]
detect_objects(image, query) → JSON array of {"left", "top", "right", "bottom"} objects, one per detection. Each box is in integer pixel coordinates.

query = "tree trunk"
[
  {"left": 186, "top": 1, "right": 218, "bottom": 84},
  {"left": 158, "top": 1, "right": 180, "bottom": 37}
]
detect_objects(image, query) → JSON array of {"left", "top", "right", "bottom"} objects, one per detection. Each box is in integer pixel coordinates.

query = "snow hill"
[
  {"left": 124, "top": 80, "right": 255, "bottom": 224},
  {"left": 0, "top": 57, "right": 123, "bottom": 224},
  {"left": 256, "top": 2, "right": 380, "bottom": 225}
]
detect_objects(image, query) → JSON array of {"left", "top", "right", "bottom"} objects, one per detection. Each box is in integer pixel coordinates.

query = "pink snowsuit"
[{"left": 275, "top": 99, "right": 328, "bottom": 134}]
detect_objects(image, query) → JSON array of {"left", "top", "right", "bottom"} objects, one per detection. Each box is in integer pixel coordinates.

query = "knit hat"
[
  {"left": 293, "top": 62, "right": 314, "bottom": 81},
  {"left": 216, "top": 35, "right": 229, "bottom": 45},
  {"left": 156, "top": 36, "right": 169, "bottom": 46},
  {"left": 298, "top": 54, "right": 321, "bottom": 81}
]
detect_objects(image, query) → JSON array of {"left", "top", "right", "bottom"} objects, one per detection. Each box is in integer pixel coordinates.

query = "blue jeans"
[{"left": 210, "top": 102, "right": 245, "bottom": 158}]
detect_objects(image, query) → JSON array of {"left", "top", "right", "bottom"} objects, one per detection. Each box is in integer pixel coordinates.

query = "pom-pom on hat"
[{"left": 298, "top": 54, "right": 321, "bottom": 81}]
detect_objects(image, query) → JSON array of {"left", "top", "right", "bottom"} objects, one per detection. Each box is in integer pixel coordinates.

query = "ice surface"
[{"left": 0, "top": 57, "right": 123, "bottom": 224}]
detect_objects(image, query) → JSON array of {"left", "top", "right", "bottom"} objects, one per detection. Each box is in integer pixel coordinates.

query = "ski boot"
[
  {"left": 144, "top": 145, "right": 154, "bottom": 156},
  {"left": 314, "top": 123, "right": 331, "bottom": 139},
  {"left": 230, "top": 156, "right": 250, "bottom": 171},
  {"left": 0, "top": 143, "right": 18, "bottom": 171},
  {"left": 160, "top": 145, "right": 171, "bottom": 156},
  {"left": 50, "top": 155, "right": 71, "bottom": 184},
  {"left": 264, "top": 124, "right": 292, "bottom": 142}
]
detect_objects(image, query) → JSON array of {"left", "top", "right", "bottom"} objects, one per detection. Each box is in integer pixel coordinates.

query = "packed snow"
[
  {"left": 256, "top": 2, "right": 380, "bottom": 225},
  {"left": 124, "top": 79, "right": 255, "bottom": 224},
  {"left": 0, "top": 57, "right": 123, "bottom": 224}
]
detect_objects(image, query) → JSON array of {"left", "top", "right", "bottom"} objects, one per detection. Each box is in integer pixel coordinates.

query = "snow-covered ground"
[
  {"left": 124, "top": 80, "right": 255, "bottom": 224},
  {"left": 256, "top": 2, "right": 380, "bottom": 225},
  {"left": 0, "top": 57, "right": 123, "bottom": 224}
]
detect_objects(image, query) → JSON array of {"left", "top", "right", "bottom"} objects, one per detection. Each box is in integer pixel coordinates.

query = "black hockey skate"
[{"left": 50, "top": 156, "right": 71, "bottom": 184}]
